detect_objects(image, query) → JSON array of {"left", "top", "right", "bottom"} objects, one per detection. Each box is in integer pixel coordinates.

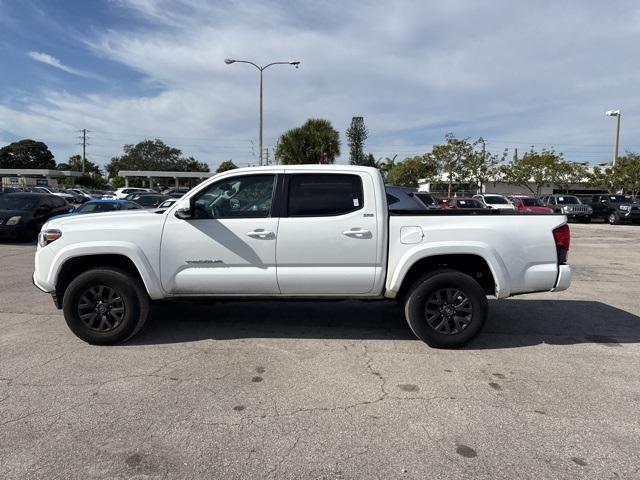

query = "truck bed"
[{"left": 385, "top": 212, "right": 568, "bottom": 298}]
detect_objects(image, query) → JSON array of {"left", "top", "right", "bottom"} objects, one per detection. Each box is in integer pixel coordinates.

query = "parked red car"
[
  {"left": 441, "top": 197, "right": 487, "bottom": 209},
  {"left": 508, "top": 196, "right": 553, "bottom": 214}
]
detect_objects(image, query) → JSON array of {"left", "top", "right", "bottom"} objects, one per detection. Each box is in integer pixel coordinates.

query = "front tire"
[
  {"left": 404, "top": 270, "right": 488, "bottom": 348},
  {"left": 62, "top": 268, "right": 150, "bottom": 345},
  {"left": 608, "top": 212, "right": 620, "bottom": 225}
]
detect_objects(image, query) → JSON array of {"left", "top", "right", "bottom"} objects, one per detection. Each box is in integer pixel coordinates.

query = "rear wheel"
[
  {"left": 62, "top": 268, "right": 149, "bottom": 345},
  {"left": 404, "top": 270, "right": 488, "bottom": 348}
]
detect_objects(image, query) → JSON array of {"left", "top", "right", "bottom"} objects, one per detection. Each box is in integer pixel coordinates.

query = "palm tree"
[{"left": 275, "top": 118, "right": 340, "bottom": 164}]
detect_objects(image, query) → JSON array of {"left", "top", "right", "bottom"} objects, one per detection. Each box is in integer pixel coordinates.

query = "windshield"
[
  {"left": 0, "top": 196, "right": 38, "bottom": 210},
  {"left": 413, "top": 193, "right": 435, "bottom": 205},
  {"left": 456, "top": 199, "right": 484, "bottom": 208},
  {"left": 522, "top": 198, "right": 544, "bottom": 207},
  {"left": 607, "top": 195, "right": 626, "bottom": 203},
  {"left": 76, "top": 202, "right": 119, "bottom": 213},
  {"left": 483, "top": 195, "right": 508, "bottom": 204},
  {"left": 0, "top": 196, "right": 38, "bottom": 211},
  {"left": 158, "top": 199, "right": 176, "bottom": 208},
  {"left": 136, "top": 195, "right": 164, "bottom": 207},
  {"left": 556, "top": 196, "right": 580, "bottom": 205}
]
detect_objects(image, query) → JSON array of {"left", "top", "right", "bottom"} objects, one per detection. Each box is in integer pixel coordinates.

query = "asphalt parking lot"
[{"left": 1, "top": 223, "right": 639, "bottom": 479}]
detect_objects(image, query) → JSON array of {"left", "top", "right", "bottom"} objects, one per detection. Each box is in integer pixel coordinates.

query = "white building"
[{"left": 0, "top": 168, "right": 81, "bottom": 189}]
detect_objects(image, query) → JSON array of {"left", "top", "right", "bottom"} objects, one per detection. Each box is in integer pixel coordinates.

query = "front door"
[
  {"left": 276, "top": 172, "right": 379, "bottom": 295},
  {"left": 160, "top": 173, "right": 280, "bottom": 295}
]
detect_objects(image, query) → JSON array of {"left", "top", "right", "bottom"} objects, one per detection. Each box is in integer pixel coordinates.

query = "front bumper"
[
  {"left": 552, "top": 264, "right": 572, "bottom": 292},
  {"left": 618, "top": 210, "right": 640, "bottom": 221},
  {"left": 0, "top": 224, "right": 25, "bottom": 238},
  {"left": 32, "top": 272, "right": 49, "bottom": 293},
  {"left": 566, "top": 213, "right": 591, "bottom": 220}
]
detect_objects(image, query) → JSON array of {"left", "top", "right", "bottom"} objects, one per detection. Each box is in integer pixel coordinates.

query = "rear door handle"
[
  {"left": 342, "top": 228, "right": 372, "bottom": 238},
  {"left": 246, "top": 229, "right": 275, "bottom": 239}
]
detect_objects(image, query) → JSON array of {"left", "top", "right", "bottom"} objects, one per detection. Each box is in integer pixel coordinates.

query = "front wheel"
[
  {"left": 404, "top": 270, "right": 488, "bottom": 348},
  {"left": 62, "top": 268, "right": 150, "bottom": 345},
  {"left": 608, "top": 212, "right": 620, "bottom": 225}
]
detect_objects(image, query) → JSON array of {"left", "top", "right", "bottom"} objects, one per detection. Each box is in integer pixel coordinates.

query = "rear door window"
[{"left": 287, "top": 174, "right": 363, "bottom": 217}]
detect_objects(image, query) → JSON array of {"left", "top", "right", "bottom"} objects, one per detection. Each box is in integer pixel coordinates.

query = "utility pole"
[{"left": 77, "top": 129, "right": 90, "bottom": 173}]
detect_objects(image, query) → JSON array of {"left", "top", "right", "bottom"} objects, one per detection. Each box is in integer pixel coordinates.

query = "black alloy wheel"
[
  {"left": 77, "top": 285, "right": 125, "bottom": 332},
  {"left": 62, "top": 268, "right": 150, "bottom": 345},
  {"left": 404, "top": 269, "right": 488, "bottom": 348},
  {"left": 424, "top": 288, "right": 473, "bottom": 335}
]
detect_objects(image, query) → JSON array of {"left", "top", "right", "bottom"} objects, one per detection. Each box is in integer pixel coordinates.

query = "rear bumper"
[{"left": 552, "top": 264, "right": 572, "bottom": 292}]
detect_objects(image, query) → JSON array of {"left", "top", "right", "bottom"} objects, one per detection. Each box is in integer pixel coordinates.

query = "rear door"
[{"left": 276, "top": 172, "right": 378, "bottom": 294}]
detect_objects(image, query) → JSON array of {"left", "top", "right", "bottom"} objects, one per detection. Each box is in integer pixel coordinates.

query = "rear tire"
[
  {"left": 62, "top": 268, "right": 150, "bottom": 345},
  {"left": 404, "top": 270, "right": 488, "bottom": 348}
]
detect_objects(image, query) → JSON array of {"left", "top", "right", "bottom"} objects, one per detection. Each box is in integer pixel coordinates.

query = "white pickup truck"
[{"left": 33, "top": 165, "right": 572, "bottom": 347}]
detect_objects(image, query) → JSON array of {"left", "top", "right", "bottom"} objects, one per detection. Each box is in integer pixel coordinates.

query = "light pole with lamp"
[
  {"left": 224, "top": 58, "right": 301, "bottom": 165},
  {"left": 605, "top": 109, "right": 621, "bottom": 166}
]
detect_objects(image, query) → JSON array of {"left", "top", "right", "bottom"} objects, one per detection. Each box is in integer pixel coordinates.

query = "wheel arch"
[{"left": 390, "top": 251, "right": 503, "bottom": 301}]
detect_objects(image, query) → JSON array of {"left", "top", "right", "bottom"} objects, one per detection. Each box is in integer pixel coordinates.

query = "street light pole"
[
  {"left": 225, "top": 58, "right": 301, "bottom": 166},
  {"left": 606, "top": 109, "right": 621, "bottom": 166}
]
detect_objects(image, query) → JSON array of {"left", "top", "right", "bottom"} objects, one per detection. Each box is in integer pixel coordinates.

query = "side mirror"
[
  {"left": 174, "top": 198, "right": 192, "bottom": 219},
  {"left": 68, "top": 207, "right": 76, "bottom": 213}
]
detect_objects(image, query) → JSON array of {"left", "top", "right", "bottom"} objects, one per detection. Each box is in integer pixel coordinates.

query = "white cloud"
[
  {"left": 26, "top": 51, "right": 95, "bottom": 78},
  {"left": 4, "top": 1, "right": 640, "bottom": 169}
]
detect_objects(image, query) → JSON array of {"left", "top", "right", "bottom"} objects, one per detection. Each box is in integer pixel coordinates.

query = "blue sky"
[{"left": 1, "top": 0, "right": 640, "bottom": 170}]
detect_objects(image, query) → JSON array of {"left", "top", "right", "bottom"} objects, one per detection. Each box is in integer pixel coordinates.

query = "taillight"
[{"left": 552, "top": 224, "right": 570, "bottom": 264}]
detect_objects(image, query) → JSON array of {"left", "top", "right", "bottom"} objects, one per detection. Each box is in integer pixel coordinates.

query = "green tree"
[
  {"left": 432, "top": 133, "right": 474, "bottom": 196},
  {"left": 111, "top": 176, "right": 126, "bottom": 188},
  {"left": 499, "top": 147, "right": 562, "bottom": 195},
  {"left": 57, "top": 154, "right": 102, "bottom": 175},
  {"left": 275, "top": 119, "right": 340, "bottom": 165},
  {"left": 0, "top": 139, "right": 55, "bottom": 169},
  {"left": 616, "top": 153, "right": 640, "bottom": 198},
  {"left": 376, "top": 155, "right": 398, "bottom": 180},
  {"left": 216, "top": 160, "right": 238, "bottom": 173},
  {"left": 106, "top": 139, "right": 209, "bottom": 178},
  {"left": 464, "top": 138, "right": 504, "bottom": 193},
  {"left": 346, "top": 116, "right": 368, "bottom": 165},
  {"left": 386, "top": 154, "right": 438, "bottom": 188},
  {"left": 550, "top": 161, "right": 588, "bottom": 193},
  {"left": 587, "top": 166, "right": 616, "bottom": 192}
]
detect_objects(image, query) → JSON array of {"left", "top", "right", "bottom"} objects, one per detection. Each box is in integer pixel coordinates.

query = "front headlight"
[
  {"left": 6, "top": 216, "right": 22, "bottom": 226},
  {"left": 620, "top": 205, "right": 631, "bottom": 211},
  {"left": 561, "top": 206, "right": 570, "bottom": 213},
  {"left": 38, "top": 229, "right": 62, "bottom": 247}
]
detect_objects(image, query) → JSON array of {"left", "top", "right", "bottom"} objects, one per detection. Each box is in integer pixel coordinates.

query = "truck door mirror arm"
[{"left": 174, "top": 198, "right": 193, "bottom": 220}]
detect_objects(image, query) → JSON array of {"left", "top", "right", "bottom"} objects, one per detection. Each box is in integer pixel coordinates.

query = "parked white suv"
[
  {"left": 33, "top": 166, "right": 571, "bottom": 347},
  {"left": 473, "top": 194, "right": 516, "bottom": 210},
  {"left": 109, "top": 187, "right": 154, "bottom": 199}
]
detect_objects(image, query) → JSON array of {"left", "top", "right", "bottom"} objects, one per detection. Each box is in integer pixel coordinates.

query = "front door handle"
[
  {"left": 246, "top": 229, "right": 275, "bottom": 239},
  {"left": 342, "top": 228, "right": 372, "bottom": 239}
]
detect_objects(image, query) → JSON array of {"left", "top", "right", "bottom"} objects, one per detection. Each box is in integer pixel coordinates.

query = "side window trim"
[{"left": 283, "top": 173, "right": 365, "bottom": 218}]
